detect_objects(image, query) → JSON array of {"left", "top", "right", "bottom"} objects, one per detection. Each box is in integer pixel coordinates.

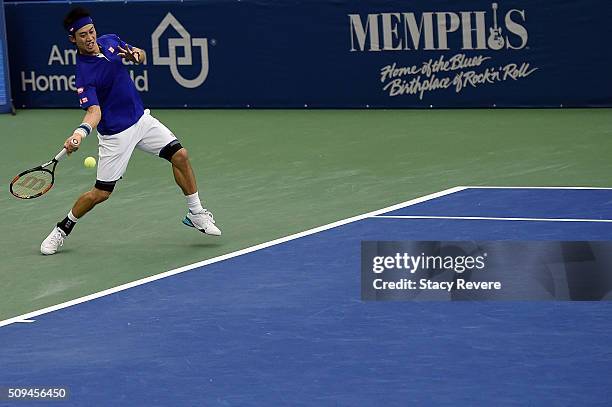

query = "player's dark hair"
[{"left": 63, "top": 7, "right": 91, "bottom": 32}]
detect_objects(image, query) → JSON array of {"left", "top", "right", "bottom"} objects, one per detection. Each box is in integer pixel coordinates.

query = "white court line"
[
  {"left": 0, "top": 186, "right": 467, "bottom": 328},
  {"left": 375, "top": 215, "right": 612, "bottom": 223},
  {"left": 459, "top": 185, "right": 612, "bottom": 190}
]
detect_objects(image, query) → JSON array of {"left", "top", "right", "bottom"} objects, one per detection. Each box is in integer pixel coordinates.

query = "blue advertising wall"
[
  {"left": 0, "top": 0, "right": 11, "bottom": 112},
  {"left": 4, "top": 0, "right": 612, "bottom": 108}
]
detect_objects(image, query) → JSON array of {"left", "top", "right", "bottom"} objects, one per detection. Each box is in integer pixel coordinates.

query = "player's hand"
[
  {"left": 64, "top": 133, "right": 82, "bottom": 155},
  {"left": 117, "top": 45, "right": 140, "bottom": 64}
]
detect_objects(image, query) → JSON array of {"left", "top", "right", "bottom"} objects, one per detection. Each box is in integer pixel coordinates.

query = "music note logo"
[{"left": 487, "top": 3, "right": 505, "bottom": 50}]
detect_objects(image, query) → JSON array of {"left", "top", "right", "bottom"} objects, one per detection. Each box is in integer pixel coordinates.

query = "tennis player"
[{"left": 41, "top": 7, "right": 221, "bottom": 255}]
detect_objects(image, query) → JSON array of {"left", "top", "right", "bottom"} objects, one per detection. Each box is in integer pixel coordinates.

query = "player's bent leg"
[
  {"left": 158, "top": 142, "right": 221, "bottom": 236},
  {"left": 139, "top": 116, "right": 221, "bottom": 236},
  {"left": 41, "top": 185, "right": 114, "bottom": 255},
  {"left": 172, "top": 149, "right": 221, "bottom": 236}
]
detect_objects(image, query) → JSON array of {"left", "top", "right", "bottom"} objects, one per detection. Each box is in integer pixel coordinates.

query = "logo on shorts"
[
  {"left": 151, "top": 13, "right": 210, "bottom": 89},
  {"left": 80, "top": 97, "right": 88, "bottom": 104}
]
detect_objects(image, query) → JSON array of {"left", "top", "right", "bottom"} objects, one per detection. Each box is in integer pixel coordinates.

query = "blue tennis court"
[{"left": 2, "top": 187, "right": 612, "bottom": 406}]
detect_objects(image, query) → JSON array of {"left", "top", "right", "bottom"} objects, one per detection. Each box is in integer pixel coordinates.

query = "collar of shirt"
[{"left": 77, "top": 43, "right": 113, "bottom": 62}]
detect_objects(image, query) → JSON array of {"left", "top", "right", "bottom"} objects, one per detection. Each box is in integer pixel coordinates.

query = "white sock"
[
  {"left": 67, "top": 210, "right": 79, "bottom": 223},
  {"left": 186, "top": 192, "right": 204, "bottom": 214}
]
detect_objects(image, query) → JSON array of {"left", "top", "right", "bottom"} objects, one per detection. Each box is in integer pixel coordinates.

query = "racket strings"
[{"left": 11, "top": 171, "right": 53, "bottom": 198}]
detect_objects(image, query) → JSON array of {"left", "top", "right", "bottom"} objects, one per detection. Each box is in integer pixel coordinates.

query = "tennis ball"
[{"left": 84, "top": 156, "right": 97, "bottom": 169}]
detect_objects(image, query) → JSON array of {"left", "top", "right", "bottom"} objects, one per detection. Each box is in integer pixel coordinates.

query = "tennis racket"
[{"left": 10, "top": 141, "right": 76, "bottom": 199}]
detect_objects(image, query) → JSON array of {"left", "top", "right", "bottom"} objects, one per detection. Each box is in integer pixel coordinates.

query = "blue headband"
[{"left": 68, "top": 16, "right": 93, "bottom": 34}]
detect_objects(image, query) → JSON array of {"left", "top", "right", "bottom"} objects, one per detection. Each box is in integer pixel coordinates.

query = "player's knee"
[{"left": 171, "top": 147, "right": 189, "bottom": 165}]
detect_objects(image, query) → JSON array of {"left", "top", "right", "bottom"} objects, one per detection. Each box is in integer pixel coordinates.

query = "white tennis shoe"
[
  {"left": 182, "top": 209, "right": 221, "bottom": 236},
  {"left": 40, "top": 226, "right": 66, "bottom": 255}
]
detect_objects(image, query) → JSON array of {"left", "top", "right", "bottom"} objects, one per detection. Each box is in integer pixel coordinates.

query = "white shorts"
[{"left": 96, "top": 110, "right": 178, "bottom": 184}]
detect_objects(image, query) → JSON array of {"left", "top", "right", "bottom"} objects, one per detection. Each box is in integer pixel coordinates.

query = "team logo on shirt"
[
  {"left": 151, "top": 13, "right": 210, "bottom": 88},
  {"left": 108, "top": 46, "right": 115, "bottom": 53}
]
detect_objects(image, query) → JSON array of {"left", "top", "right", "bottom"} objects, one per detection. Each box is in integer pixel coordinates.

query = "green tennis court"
[{"left": 1, "top": 108, "right": 611, "bottom": 322}]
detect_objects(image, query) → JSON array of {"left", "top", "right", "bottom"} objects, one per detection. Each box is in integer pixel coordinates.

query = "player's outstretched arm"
[{"left": 64, "top": 105, "right": 101, "bottom": 154}]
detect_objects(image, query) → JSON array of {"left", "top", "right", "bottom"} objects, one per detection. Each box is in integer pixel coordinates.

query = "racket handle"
[{"left": 54, "top": 148, "right": 68, "bottom": 162}]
